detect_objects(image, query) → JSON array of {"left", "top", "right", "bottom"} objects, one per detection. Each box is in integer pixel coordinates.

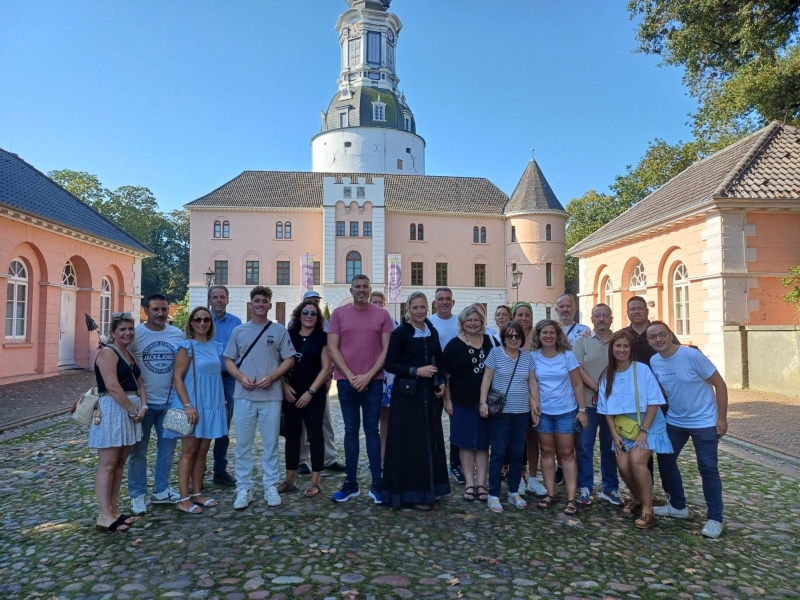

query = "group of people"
[{"left": 87, "top": 280, "right": 728, "bottom": 540}]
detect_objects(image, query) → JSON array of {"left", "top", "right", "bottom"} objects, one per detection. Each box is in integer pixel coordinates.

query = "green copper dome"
[{"left": 323, "top": 87, "right": 416, "bottom": 134}]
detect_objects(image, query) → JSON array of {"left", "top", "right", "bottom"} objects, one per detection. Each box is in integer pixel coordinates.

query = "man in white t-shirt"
[
  {"left": 556, "top": 294, "right": 590, "bottom": 346},
  {"left": 128, "top": 293, "right": 184, "bottom": 515},
  {"left": 428, "top": 287, "right": 464, "bottom": 484}
]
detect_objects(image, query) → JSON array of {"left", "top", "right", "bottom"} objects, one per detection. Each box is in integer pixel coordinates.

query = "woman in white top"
[
  {"left": 598, "top": 330, "right": 672, "bottom": 529},
  {"left": 531, "top": 319, "right": 587, "bottom": 516}
]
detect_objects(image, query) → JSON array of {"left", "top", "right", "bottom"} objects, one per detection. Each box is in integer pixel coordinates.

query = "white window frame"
[
  {"left": 338, "top": 109, "right": 348, "bottom": 128},
  {"left": 372, "top": 102, "right": 386, "bottom": 122},
  {"left": 629, "top": 261, "right": 647, "bottom": 289},
  {"left": 348, "top": 38, "right": 361, "bottom": 67},
  {"left": 100, "top": 278, "right": 112, "bottom": 337},
  {"left": 62, "top": 261, "right": 77, "bottom": 287},
  {"left": 6, "top": 259, "right": 28, "bottom": 340},
  {"left": 403, "top": 114, "right": 411, "bottom": 131},
  {"left": 673, "top": 263, "right": 690, "bottom": 337},
  {"left": 604, "top": 277, "right": 614, "bottom": 316}
]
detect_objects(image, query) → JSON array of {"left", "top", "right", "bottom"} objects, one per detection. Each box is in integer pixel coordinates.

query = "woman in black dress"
[
  {"left": 381, "top": 291, "right": 450, "bottom": 510},
  {"left": 279, "top": 300, "right": 332, "bottom": 497}
]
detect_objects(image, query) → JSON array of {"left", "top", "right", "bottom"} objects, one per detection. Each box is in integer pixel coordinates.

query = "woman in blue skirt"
[
  {"left": 598, "top": 330, "right": 673, "bottom": 529},
  {"left": 164, "top": 306, "right": 228, "bottom": 514}
]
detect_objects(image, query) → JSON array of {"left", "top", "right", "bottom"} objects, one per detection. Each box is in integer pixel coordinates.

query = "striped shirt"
[{"left": 484, "top": 347, "right": 536, "bottom": 414}]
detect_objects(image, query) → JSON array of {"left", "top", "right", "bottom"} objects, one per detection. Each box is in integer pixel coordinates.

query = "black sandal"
[
  {"left": 475, "top": 486, "right": 489, "bottom": 501},
  {"left": 95, "top": 515, "right": 131, "bottom": 533},
  {"left": 537, "top": 494, "right": 556, "bottom": 509},
  {"left": 463, "top": 486, "right": 477, "bottom": 501},
  {"left": 564, "top": 500, "right": 579, "bottom": 516}
]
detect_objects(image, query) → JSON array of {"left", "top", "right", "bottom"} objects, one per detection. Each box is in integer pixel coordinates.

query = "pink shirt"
[{"left": 328, "top": 302, "right": 394, "bottom": 380}]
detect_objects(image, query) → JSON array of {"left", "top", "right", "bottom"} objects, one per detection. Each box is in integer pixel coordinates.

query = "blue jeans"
[
  {"left": 127, "top": 403, "right": 178, "bottom": 498},
  {"left": 658, "top": 424, "right": 723, "bottom": 522},
  {"left": 488, "top": 412, "right": 530, "bottom": 497},
  {"left": 577, "top": 407, "right": 619, "bottom": 493},
  {"left": 213, "top": 376, "right": 236, "bottom": 474},
  {"left": 337, "top": 379, "right": 382, "bottom": 484}
]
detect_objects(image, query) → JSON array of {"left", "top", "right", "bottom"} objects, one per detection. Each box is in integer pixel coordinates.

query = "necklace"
[{"left": 464, "top": 335, "right": 485, "bottom": 373}]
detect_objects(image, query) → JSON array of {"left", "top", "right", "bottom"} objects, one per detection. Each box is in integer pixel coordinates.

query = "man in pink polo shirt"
[{"left": 328, "top": 274, "right": 394, "bottom": 503}]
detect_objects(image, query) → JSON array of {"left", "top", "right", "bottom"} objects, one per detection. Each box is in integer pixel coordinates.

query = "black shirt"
[
  {"left": 441, "top": 334, "right": 495, "bottom": 407},
  {"left": 286, "top": 329, "right": 326, "bottom": 393},
  {"left": 625, "top": 323, "right": 679, "bottom": 366}
]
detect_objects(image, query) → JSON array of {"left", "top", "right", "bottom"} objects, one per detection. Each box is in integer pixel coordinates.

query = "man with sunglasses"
[{"left": 128, "top": 293, "right": 185, "bottom": 515}]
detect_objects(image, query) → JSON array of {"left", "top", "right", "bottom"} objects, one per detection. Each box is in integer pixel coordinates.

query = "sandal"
[
  {"left": 177, "top": 496, "right": 203, "bottom": 514},
  {"left": 635, "top": 512, "right": 656, "bottom": 529},
  {"left": 303, "top": 482, "right": 323, "bottom": 498},
  {"left": 537, "top": 494, "right": 556, "bottom": 510},
  {"left": 190, "top": 493, "right": 217, "bottom": 507},
  {"left": 508, "top": 493, "right": 528, "bottom": 509},
  {"left": 95, "top": 515, "right": 131, "bottom": 533},
  {"left": 563, "top": 500, "right": 579, "bottom": 516},
  {"left": 476, "top": 486, "right": 489, "bottom": 501},
  {"left": 463, "top": 486, "right": 477, "bottom": 502},
  {"left": 487, "top": 496, "right": 504, "bottom": 513},
  {"left": 114, "top": 513, "right": 134, "bottom": 525},
  {"left": 276, "top": 480, "right": 297, "bottom": 494},
  {"left": 623, "top": 502, "right": 643, "bottom": 516}
]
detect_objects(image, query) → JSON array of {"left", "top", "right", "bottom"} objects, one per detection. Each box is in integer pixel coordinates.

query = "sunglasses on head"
[
  {"left": 192, "top": 317, "right": 212, "bottom": 323},
  {"left": 301, "top": 310, "right": 318, "bottom": 317},
  {"left": 112, "top": 312, "right": 132, "bottom": 318}
]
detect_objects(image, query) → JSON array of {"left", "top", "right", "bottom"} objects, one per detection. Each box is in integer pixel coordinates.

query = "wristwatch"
[
  {"left": 578, "top": 408, "right": 586, "bottom": 413},
  {"left": 640, "top": 426, "right": 650, "bottom": 434},
  {"left": 308, "top": 388, "right": 316, "bottom": 396}
]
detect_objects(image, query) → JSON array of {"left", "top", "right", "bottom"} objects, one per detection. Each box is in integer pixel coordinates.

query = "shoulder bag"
[
  {"left": 614, "top": 362, "right": 641, "bottom": 441},
  {"left": 72, "top": 345, "right": 138, "bottom": 427},
  {"left": 164, "top": 342, "right": 198, "bottom": 436},
  {"left": 486, "top": 352, "right": 520, "bottom": 418}
]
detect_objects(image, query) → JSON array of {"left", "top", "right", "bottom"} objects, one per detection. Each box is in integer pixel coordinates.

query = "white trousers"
[{"left": 233, "top": 399, "right": 281, "bottom": 492}]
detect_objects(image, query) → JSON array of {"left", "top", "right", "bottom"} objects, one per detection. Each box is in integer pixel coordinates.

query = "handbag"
[
  {"left": 164, "top": 343, "right": 198, "bottom": 436},
  {"left": 396, "top": 378, "right": 418, "bottom": 395},
  {"left": 486, "top": 353, "right": 520, "bottom": 418},
  {"left": 73, "top": 344, "right": 138, "bottom": 427},
  {"left": 614, "top": 362, "right": 641, "bottom": 441}
]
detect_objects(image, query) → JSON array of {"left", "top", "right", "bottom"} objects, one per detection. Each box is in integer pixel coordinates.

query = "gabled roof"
[
  {"left": 187, "top": 171, "right": 509, "bottom": 215},
  {"left": 0, "top": 148, "right": 153, "bottom": 254},
  {"left": 569, "top": 122, "right": 800, "bottom": 256},
  {"left": 505, "top": 158, "right": 565, "bottom": 214}
]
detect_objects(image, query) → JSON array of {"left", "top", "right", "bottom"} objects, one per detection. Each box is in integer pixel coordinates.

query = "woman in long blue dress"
[{"left": 164, "top": 306, "right": 227, "bottom": 514}]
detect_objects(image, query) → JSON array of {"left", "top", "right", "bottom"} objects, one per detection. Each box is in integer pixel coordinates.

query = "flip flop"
[
  {"left": 95, "top": 515, "right": 131, "bottom": 533},
  {"left": 276, "top": 480, "right": 298, "bottom": 494},
  {"left": 303, "top": 482, "right": 323, "bottom": 498}
]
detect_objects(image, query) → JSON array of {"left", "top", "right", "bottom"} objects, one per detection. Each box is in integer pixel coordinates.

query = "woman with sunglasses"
[
  {"left": 164, "top": 307, "right": 228, "bottom": 514},
  {"left": 280, "top": 300, "right": 332, "bottom": 497}
]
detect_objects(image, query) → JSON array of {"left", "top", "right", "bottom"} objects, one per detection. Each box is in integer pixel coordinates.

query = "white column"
[
  {"left": 323, "top": 206, "right": 337, "bottom": 285},
  {"left": 372, "top": 205, "right": 386, "bottom": 285}
]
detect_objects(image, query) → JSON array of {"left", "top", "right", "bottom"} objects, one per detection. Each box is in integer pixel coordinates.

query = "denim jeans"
[
  {"left": 212, "top": 376, "right": 236, "bottom": 474},
  {"left": 233, "top": 399, "right": 281, "bottom": 492},
  {"left": 128, "top": 403, "right": 178, "bottom": 498},
  {"left": 337, "top": 379, "right": 382, "bottom": 484},
  {"left": 658, "top": 424, "right": 723, "bottom": 522},
  {"left": 488, "top": 412, "right": 530, "bottom": 497},
  {"left": 577, "top": 407, "right": 619, "bottom": 493}
]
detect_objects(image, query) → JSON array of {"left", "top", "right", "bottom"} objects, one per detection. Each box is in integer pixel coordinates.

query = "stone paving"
[
  {"left": 727, "top": 389, "right": 800, "bottom": 459},
  {"left": 0, "top": 370, "right": 94, "bottom": 430},
  {"left": 1, "top": 390, "right": 800, "bottom": 600}
]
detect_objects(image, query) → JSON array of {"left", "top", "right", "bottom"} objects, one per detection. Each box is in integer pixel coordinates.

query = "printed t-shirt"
[
  {"left": 563, "top": 322, "right": 591, "bottom": 347},
  {"left": 129, "top": 324, "right": 184, "bottom": 405},
  {"left": 531, "top": 349, "right": 581, "bottom": 415},
  {"left": 650, "top": 346, "right": 719, "bottom": 428},
  {"left": 327, "top": 303, "right": 394, "bottom": 381},
  {"left": 224, "top": 321, "right": 296, "bottom": 402},
  {"left": 597, "top": 361, "right": 666, "bottom": 415}
]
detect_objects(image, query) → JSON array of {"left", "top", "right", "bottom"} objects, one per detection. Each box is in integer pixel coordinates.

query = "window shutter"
[{"left": 349, "top": 38, "right": 361, "bottom": 67}]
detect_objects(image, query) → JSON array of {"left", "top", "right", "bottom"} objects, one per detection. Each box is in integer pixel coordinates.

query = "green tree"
[
  {"left": 48, "top": 169, "right": 108, "bottom": 208},
  {"left": 171, "top": 290, "right": 191, "bottom": 331},
  {"left": 629, "top": 0, "right": 800, "bottom": 140},
  {"left": 782, "top": 265, "right": 800, "bottom": 313}
]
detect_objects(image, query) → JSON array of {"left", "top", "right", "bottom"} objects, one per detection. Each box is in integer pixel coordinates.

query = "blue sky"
[{"left": 1, "top": 0, "right": 697, "bottom": 212}]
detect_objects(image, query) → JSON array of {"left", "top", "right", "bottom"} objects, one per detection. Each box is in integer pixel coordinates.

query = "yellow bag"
[{"left": 614, "top": 363, "right": 641, "bottom": 441}]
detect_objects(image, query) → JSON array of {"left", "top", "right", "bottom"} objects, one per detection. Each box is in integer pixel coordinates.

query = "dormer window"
[
  {"left": 403, "top": 114, "right": 412, "bottom": 132},
  {"left": 338, "top": 109, "right": 348, "bottom": 128},
  {"left": 373, "top": 100, "right": 386, "bottom": 122}
]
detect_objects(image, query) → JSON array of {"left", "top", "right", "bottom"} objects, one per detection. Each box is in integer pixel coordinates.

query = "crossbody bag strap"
[
  {"left": 236, "top": 320, "right": 272, "bottom": 369},
  {"left": 567, "top": 322, "right": 577, "bottom": 336},
  {"left": 190, "top": 342, "right": 198, "bottom": 406},
  {"left": 504, "top": 354, "right": 521, "bottom": 397},
  {"left": 633, "top": 362, "right": 640, "bottom": 425},
  {"left": 107, "top": 344, "right": 139, "bottom": 393}
]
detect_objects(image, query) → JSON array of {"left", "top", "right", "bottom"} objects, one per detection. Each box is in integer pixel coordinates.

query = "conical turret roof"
[{"left": 505, "top": 158, "right": 565, "bottom": 214}]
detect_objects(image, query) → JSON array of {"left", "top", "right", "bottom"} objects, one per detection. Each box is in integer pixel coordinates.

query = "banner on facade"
[
  {"left": 388, "top": 253, "right": 402, "bottom": 303},
  {"left": 300, "top": 254, "right": 314, "bottom": 298}
]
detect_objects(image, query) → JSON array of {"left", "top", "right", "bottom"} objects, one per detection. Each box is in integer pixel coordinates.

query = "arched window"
[
  {"left": 511, "top": 226, "right": 517, "bottom": 243},
  {"left": 284, "top": 221, "right": 292, "bottom": 239},
  {"left": 417, "top": 224, "right": 424, "bottom": 241},
  {"left": 346, "top": 251, "right": 362, "bottom": 283},
  {"left": 673, "top": 263, "right": 690, "bottom": 336},
  {"left": 5, "top": 259, "right": 28, "bottom": 339},
  {"left": 276, "top": 222, "right": 283, "bottom": 239},
  {"left": 546, "top": 224, "right": 552, "bottom": 241},
  {"left": 100, "top": 278, "right": 112, "bottom": 337},
  {"left": 222, "top": 221, "right": 230, "bottom": 238},
  {"left": 480, "top": 227, "right": 486, "bottom": 244},
  {"left": 473, "top": 226, "right": 479, "bottom": 243},
  {"left": 604, "top": 277, "right": 614, "bottom": 315},
  {"left": 214, "top": 221, "right": 221, "bottom": 238},
  {"left": 410, "top": 224, "right": 416, "bottom": 240},
  {"left": 62, "top": 261, "right": 77, "bottom": 287},
  {"left": 629, "top": 261, "right": 647, "bottom": 289}
]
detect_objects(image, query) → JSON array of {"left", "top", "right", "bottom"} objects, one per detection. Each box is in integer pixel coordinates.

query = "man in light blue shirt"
[{"left": 209, "top": 285, "right": 242, "bottom": 486}]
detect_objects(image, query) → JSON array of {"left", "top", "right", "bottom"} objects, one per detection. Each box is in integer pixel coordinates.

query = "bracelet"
[
  {"left": 140, "top": 405, "right": 148, "bottom": 410},
  {"left": 183, "top": 403, "right": 192, "bottom": 408},
  {"left": 128, "top": 411, "right": 137, "bottom": 418},
  {"left": 578, "top": 407, "right": 586, "bottom": 413}
]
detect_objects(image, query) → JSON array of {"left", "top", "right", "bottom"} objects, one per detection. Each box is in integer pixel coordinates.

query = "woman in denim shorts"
[{"left": 531, "top": 320, "right": 588, "bottom": 516}]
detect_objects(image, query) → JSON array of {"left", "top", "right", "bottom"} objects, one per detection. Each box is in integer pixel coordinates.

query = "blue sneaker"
[
  {"left": 449, "top": 466, "right": 466, "bottom": 484},
  {"left": 368, "top": 481, "right": 383, "bottom": 504},
  {"left": 332, "top": 481, "right": 360, "bottom": 503}
]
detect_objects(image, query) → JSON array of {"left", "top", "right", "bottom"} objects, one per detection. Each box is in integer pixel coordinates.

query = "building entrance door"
[{"left": 58, "top": 289, "right": 77, "bottom": 366}]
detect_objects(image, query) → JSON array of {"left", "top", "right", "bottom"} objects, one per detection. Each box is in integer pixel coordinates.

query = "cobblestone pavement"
[
  {"left": 1, "top": 390, "right": 799, "bottom": 600},
  {"left": 0, "top": 370, "right": 94, "bottom": 429},
  {"left": 728, "top": 389, "right": 800, "bottom": 459}
]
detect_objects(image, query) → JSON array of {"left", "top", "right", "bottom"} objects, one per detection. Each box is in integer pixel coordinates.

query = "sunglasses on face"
[
  {"left": 192, "top": 317, "right": 212, "bottom": 324},
  {"left": 505, "top": 333, "right": 521, "bottom": 340},
  {"left": 301, "top": 310, "right": 318, "bottom": 317}
]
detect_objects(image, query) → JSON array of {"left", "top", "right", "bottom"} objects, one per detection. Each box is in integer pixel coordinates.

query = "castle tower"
[
  {"left": 505, "top": 155, "right": 568, "bottom": 319},
  {"left": 311, "top": 0, "right": 426, "bottom": 174}
]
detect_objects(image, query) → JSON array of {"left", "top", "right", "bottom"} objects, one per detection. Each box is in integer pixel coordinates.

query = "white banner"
[
  {"left": 388, "top": 253, "right": 402, "bottom": 303},
  {"left": 300, "top": 254, "right": 314, "bottom": 298}
]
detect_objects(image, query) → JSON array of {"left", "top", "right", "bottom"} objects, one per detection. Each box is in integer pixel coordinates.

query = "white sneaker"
[
  {"left": 131, "top": 494, "right": 147, "bottom": 515},
  {"left": 517, "top": 478, "right": 527, "bottom": 496},
  {"left": 701, "top": 520, "right": 723, "bottom": 539},
  {"left": 233, "top": 488, "right": 253, "bottom": 510},
  {"left": 266, "top": 485, "right": 282, "bottom": 507},
  {"left": 527, "top": 478, "right": 548, "bottom": 496},
  {"left": 653, "top": 503, "right": 689, "bottom": 519},
  {"left": 151, "top": 486, "right": 180, "bottom": 504}
]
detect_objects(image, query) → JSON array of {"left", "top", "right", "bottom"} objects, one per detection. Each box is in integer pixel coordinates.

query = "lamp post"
[
  {"left": 511, "top": 267, "right": 523, "bottom": 304},
  {"left": 204, "top": 267, "right": 215, "bottom": 307}
]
